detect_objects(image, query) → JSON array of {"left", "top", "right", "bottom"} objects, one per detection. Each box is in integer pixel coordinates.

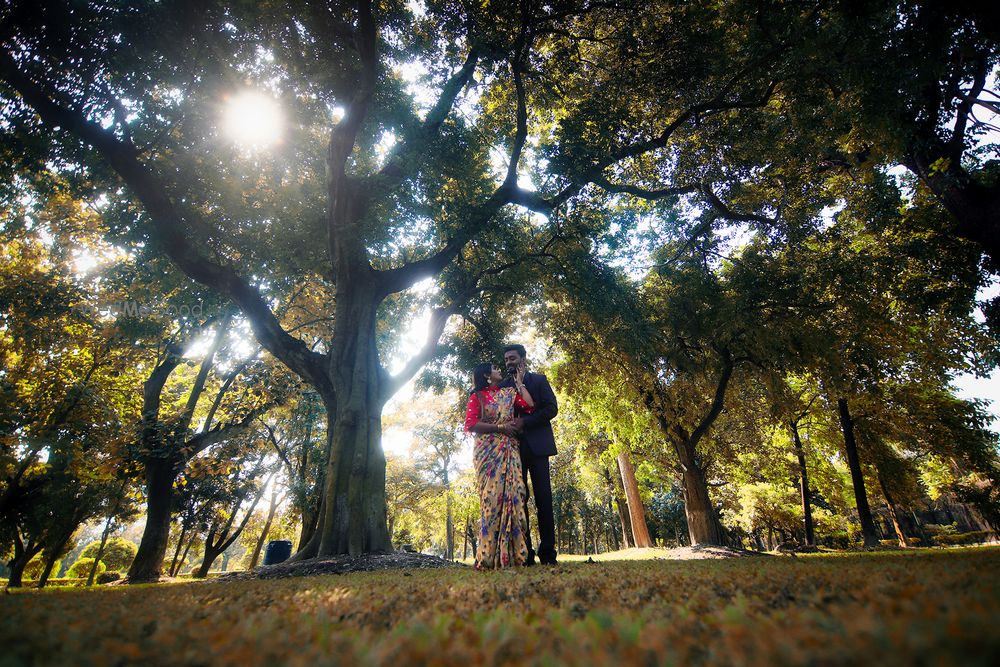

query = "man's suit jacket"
[{"left": 503, "top": 372, "right": 558, "bottom": 457}]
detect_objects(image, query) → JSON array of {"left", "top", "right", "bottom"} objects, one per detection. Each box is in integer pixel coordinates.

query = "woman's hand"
[{"left": 514, "top": 363, "right": 526, "bottom": 387}]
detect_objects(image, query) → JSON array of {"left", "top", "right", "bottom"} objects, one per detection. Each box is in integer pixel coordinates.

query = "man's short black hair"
[{"left": 503, "top": 344, "right": 527, "bottom": 359}]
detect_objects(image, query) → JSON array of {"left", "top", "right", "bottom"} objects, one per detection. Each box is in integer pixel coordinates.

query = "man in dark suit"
[{"left": 502, "top": 344, "right": 558, "bottom": 565}]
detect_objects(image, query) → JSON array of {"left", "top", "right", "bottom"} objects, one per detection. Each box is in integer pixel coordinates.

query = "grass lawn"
[{"left": 2, "top": 547, "right": 998, "bottom": 666}]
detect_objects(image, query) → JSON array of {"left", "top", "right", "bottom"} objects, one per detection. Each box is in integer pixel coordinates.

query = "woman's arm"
[
  {"left": 514, "top": 366, "right": 535, "bottom": 409},
  {"left": 464, "top": 392, "right": 513, "bottom": 435}
]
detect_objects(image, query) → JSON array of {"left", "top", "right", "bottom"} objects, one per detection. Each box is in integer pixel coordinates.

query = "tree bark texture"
[
  {"left": 837, "top": 398, "right": 880, "bottom": 548},
  {"left": 617, "top": 451, "right": 653, "bottom": 548}
]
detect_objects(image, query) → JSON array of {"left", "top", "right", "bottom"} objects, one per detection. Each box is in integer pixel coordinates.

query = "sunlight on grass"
[{"left": 3, "top": 547, "right": 998, "bottom": 666}]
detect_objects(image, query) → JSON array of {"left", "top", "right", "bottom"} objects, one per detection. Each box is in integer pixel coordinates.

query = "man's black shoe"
[{"left": 540, "top": 556, "right": 557, "bottom": 566}]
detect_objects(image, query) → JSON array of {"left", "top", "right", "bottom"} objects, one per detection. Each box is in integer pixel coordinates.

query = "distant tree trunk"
[
  {"left": 87, "top": 514, "right": 115, "bottom": 586},
  {"left": 911, "top": 510, "right": 931, "bottom": 546},
  {"left": 6, "top": 532, "right": 43, "bottom": 589},
  {"left": 37, "top": 537, "right": 68, "bottom": 588},
  {"left": 603, "top": 470, "right": 621, "bottom": 551},
  {"left": 837, "top": 398, "right": 879, "bottom": 547},
  {"left": 617, "top": 451, "right": 653, "bottom": 548},
  {"left": 249, "top": 487, "right": 281, "bottom": 570},
  {"left": 790, "top": 421, "right": 815, "bottom": 546},
  {"left": 128, "top": 458, "right": 178, "bottom": 582},
  {"left": 466, "top": 518, "right": 477, "bottom": 557},
  {"left": 650, "top": 350, "right": 734, "bottom": 546},
  {"left": 37, "top": 507, "right": 84, "bottom": 589},
  {"left": 876, "top": 469, "right": 909, "bottom": 547},
  {"left": 195, "top": 472, "right": 271, "bottom": 578},
  {"left": 606, "top": 467, "right": 633, "bottom": 549},
  {"left": 173, "top": 531, "right": 196, "bottom": 577},
  {"left": 169, "top": 525, "right": 189, "bottom": 578},
  {"left": 36, "top": 548, "right": 61, "bottom": 588},
  {"left": 445, "top": 474, "right": 454, "bottom": 561},
  {"left": 194, "top": 524, "right": 220, "bottom": 579}
]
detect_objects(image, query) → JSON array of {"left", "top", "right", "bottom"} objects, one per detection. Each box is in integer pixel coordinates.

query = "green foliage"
[
  {"left": 21, "top": 556, "right": 59, "bottom": 581},
  {"left": 81, "top": 538, "right": 137, "bottom": 572},
  {"left": 66, "top": 558, "right": 105, "bottom": 579},
  {"left": 933, "top": 531, "right": 994, "bottom": 546}
]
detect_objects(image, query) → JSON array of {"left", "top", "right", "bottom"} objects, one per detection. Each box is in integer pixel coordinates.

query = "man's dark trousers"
[
  {"left": 520, "top": 446, "right": 556, "bottom": 563},
  {"left": 505, "top": 370, "right": 559, "bottom": 564}
]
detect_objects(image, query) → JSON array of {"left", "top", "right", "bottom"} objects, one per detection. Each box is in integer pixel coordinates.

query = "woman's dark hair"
[{"left": 472, "top": 362, "right": 494, "bottom": 393}]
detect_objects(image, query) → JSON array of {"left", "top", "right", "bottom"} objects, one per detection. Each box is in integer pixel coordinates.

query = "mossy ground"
[{"left": 2, "top": 547, "right": 998, "bottom": 666}]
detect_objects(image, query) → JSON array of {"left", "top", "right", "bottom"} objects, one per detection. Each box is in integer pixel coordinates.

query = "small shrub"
[
  {"left": 923, "top": 522, "right": 958, "bottom": 538},
  {"left": 81, "top": 539, "right": 137, "bottom": 572},
  {"left": 933, "top": 530, "right": 994, "bottom": 546},
  {"left": 23, "top": 557, "right": 61, "bottom": 581},
  {"left": 822, "top": 531, "right": 851, "bottom": 550},
  {"left": 67, "top": 558, "right": 106, "bottom": 579},
  {"left": 96, "top": 571, "right": 121, "bottom": 585}
]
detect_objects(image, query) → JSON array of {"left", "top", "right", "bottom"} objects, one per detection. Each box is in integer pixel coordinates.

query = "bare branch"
[{"left": 592, "top": 176, "right": 698, "bottom": 200}]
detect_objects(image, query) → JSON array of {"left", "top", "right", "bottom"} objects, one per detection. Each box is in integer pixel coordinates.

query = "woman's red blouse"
[{"left": 463, "top": 385, "right": 534, "bottom": 432}]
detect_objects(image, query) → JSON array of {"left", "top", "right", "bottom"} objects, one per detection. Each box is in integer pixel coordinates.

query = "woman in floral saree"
[{"left": 463, "top": 362, "right": 535, "bottom": 569}]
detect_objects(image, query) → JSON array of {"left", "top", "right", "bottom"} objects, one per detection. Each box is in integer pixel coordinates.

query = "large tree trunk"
[
  {"left": 301, "top": 293, "right": 391, "bottom": 557},
  {"left": 297, "top": 494, "right": 321, "bottom": 552},
  {"left": 128, "top": 458, "right": 178, "bottom": 582},
  {"left": 6, "top": 533, "right": 43, "bottom": 589},
  {"left": 674, "top": 440, "right": 725, "bottom": 546},
  {"left": 790, "top": 421, "right": 815, "bottom": 546},
  {"left": 906, "top": 146, "right": 1000, "bottom": 269},
  {"left": 837, "top": 399, "right": 879, "bottom": 548},
  {"left": 617, "top": 451, "right": 653, "bottom": 548},
  {"left": 649, "top": 350, "right": 734, "bottom": 547}
]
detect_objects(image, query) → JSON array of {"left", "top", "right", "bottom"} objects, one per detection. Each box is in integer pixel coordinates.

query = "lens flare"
[{"left": 222, "top": 91, "right": 283, "bottom": 148}]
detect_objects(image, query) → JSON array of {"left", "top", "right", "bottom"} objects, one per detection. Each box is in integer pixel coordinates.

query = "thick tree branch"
[
  {"left": 949, "top": 53, "right": 989, "bottom": 161},
  {"left": 699, "top": 184, "right": 776, "bottom": 225},
  {"left": 182, "top": 400, "right": 271, "bottom": 459},
  {"left": 381, "top": 304, "right": 458, "bottom": 401},
  {"left": 687, "top": 348, "right": 735, "bottom": 450},
  {"left": 374, "top": 48, "right": 480, "bottom": 188},
  {"left": 380, "top": 234, "right": 562, "bottom": 400},
  {"left": 592, "top": 176, "right": 698, "bottom": 200}
]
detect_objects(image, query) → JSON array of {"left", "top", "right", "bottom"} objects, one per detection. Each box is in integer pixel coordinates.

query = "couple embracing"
[{"left": 462, "top": 344, "right": 558, "bottom": 569}]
